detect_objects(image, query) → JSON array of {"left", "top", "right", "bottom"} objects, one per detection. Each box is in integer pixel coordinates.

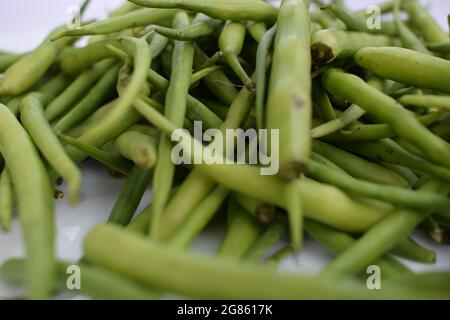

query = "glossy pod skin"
[
  {"left": 127, "top": 0, "right": 279, "bottom": 24},
  {"left": 266, "top": 0, "right": 312, "bottom": 180},
  {"left": 311, "top": 30, "right": 392, "bottom": 64},
  {"left": 0, "top": 104, "right": 55, "bottom": 299},
  {"left": 322, "top": 68, "right": 450, "bottom": 169},
  {"left": 0, "top": 169, "right": 13, "bottom": 231},
  {"left": 355, "top": 47, "right": 450, "bottom": 94}
]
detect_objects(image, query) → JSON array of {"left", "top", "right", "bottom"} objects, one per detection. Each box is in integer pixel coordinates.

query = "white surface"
[{"left": 0, "top": 0, "right": 450, "bottom": 299}]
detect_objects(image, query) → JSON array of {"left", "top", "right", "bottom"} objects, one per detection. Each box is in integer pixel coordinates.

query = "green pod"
[
  {"left": 320, "top": 179, "right": 450, "bottom": 282},
  {"left": 399, "top": 94, "right": 450, "bottom": 111},
  {"left": 168, "top": 186, "right": 230, "bottom": 249},
  {"left": 217, "top": 199, "right": 260, "bottom": 259},
  {"left": 115, "top": 130, "right": 158, "bottom": 169},
  {"left": 20, "top": 94, "right": 82, "bottom": 204},
  {"left": 311, "top": 30, "right": 392, "bottom": 64},
  {"left": 60, "top": 40, "right": 119, "bottom": 75},
  {"left": 53, "top": 8, "right": 177, "bottom": 40},
  {"left": 0, "top": 44, "right": 57, "bottom": 96},
  {"left": 0, "top": 52, "right": 28, "bottom": 73},
  {"left": 152, "top": 14, "right": 220, "bottom": 40},
  {"left": 244, "top": 216, "right": 287, "bottom": 261},
  {"left": 404, "top": 1, "right": 449, "bottom": 43},
  {"left": 134, "top": 100, "right": 391, "bottom": 233},
  {"left": 426, "top": 41, "right": 450, "bottom": 54},
  {"left": 355, "top": 47, "right": 450, "bottom": 94},
  {"left": 266, "top": 0, "right": 312, "bottom": 179},
  {"left": 392, "top": 237, "right": 436, "bottom": 264},
  {"left": 305, "top": 220, "right": 412, "bottom": 278},
  {"left": 53, "top": 64, "right": 120, "bottom": 133},
  {"left": 84, "top": 224, "right": 448, "bottom": 299},
  {"left": 127, "top": 0, "right": 278, "bottom": 23},
  {"left": 0, "top": 168, "right": 13, "bottom": 231},
  {"left": 108, "top": 166, "right": 153, "bottom": 226},
  {"left": 305, "top": 159, "right": 450, "bottom": 210},
  {"left": 323, "top": 68, "right": 450, "bottom": 168},
  {"left": 0, "top": 104, "right": 55, "bottom": 299},
  {"left": 46, "top": 59, "right": 115, "bottom": 121},
  {"left": 219, "top": 22, "right": 254, "bottom": 91},
  {"left": 313, "top": 140, "right": 409, "bottom": 187},
  {"left": 335, "top": 139, "right": 450, "bottom": 183},
  {"left": 60, "top": 134, "right": 133, "bottom": 175},
  {"left": 246, "top": 21, "right": 268, "bottom": 43},
  {"left": 150, "top": 11, "right": 195, "bottom": 240}
]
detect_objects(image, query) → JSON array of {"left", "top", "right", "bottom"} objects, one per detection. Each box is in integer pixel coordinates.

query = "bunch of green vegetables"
[{"left": 0, "top": 0, "right": 449, "bottom": 300}]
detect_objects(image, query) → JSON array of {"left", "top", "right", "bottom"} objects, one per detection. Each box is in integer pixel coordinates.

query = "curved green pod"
[
  {"left": 0, "top": 104, "right": 55, "bottom": 299},
  {"left": 355, "top": 47, "right": 450, "bottom": 94}
]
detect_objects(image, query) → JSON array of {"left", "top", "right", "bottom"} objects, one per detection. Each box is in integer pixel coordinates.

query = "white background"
[{"left": 0, "top": 0, "right": 449, "bottom": 299}]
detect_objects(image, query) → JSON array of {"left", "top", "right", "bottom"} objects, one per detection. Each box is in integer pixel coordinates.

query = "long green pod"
[
  {"left": 127, "top": 0, "right": 278, "bottom": 23},
  {"left": 321, "top": 4, "right": 396, "bottom": 36},
  {"left": 305, "top": 159, "right": 450, "bottom": 210},
  {"left": 335, "top": 139, "right": 450, "bottom": 183},
  {"left": 255, "top": 25, "right": 277, "bottom": 129},
  {"left": 312, "top": 80, "right": 336, "bottom": 121},
  {"left": 399, "top": 95, "right": 450, "bottom": 111},
  {"left": 0, "top": 259, "right": 157, "bottom": 300},
  {"left": 426, "top": 41, "right": 450, "bottom": 54},
  {"left": 0, "top": 27, "right": 68, "bottom": 96},
  {"left": 311, "top": 30, "right": 392, "bottom": 64},
  {"left": 0, "top": 104, "right": 55, "bottom": 299},
  {"left": 53, "top": 64, "right": 120, "bottom": 134},
  {"left": 323, "top": 68, "right": 450, "bottom": 168},
  {"left": 147, "top": 32, "right": 170, "bottom": 59},
  {"left": 0, "top": 52, "right": 28, "bottom": 73},
  {"left": 115, "top": 130, "right": 158, "bottom": 169},
  {"left": 68, "top": 37, "right": 151, "bottom": 164},
  {"left": 217, "top": 199, "right": 260, "bottom": 259},
  {"left": 52, "top": 8, "right": 177, "bottom": 40},
  {"left": 168, "top": 186, "right": 230, "bottom": 249},
  {"left": 355, "top": 47, "right": 450, "bottom": 94},
  {"left": 0, "top": 168, "right": 13, "bottom": 231},
  {"left": 134, "top": 98, "right": 391, "bottom": 233},
  {"left": 142, "top": 83, "right": 255, "bottom": 241},
  {"left": 404, "top": 1, "right": 449, "bottom": 43},
  {"left": 84, "top": 224, "right": 449, "bottom": 299},
  {"left": 393, "top": 0, "right": 430, "bottom": 54},
  {"left": 219, "top": 22, "right": 254, "bottom": 91},
  {"left": 323, "top": 111, "right": 443, "bottom": 142},
  {"left": 304, "top": 220, "right": 412, "bottom": 278},
  {"left": 392, "top": 237, "right": 436, "bottom": 264},
  {"left": 313, "top": 140, "right": 409, "bottom": 187},
  {"left": 320, "top": 179, "right": 450, "bottom": 282},
  {"left": 45, "top": 59, "right": 115, "bottom": 122},
  {"left": 20, "top": 95, "right": 82, "bottom": 204},
  {"left": 60, "top": 134, "right": 133, "bottom": 175},
  {"left": 150, "top": 12, "right": 194, "bottom": 239},
  {"left": 108, "top": 166, "right": 153, "bottom": 226},
  {"left": 266, "top": 0, "right": 312, "bottom": 179}
]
